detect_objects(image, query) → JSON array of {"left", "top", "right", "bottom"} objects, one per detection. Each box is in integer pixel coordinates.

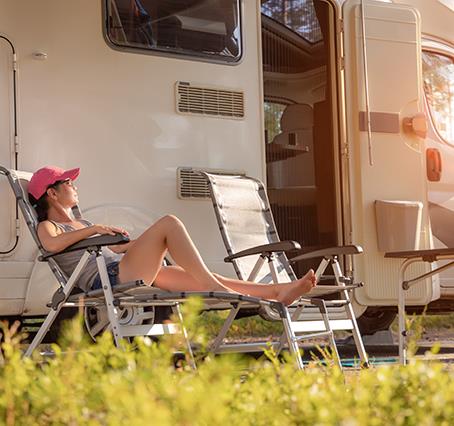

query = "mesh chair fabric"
[{"left": 205, "top": 173, "right": 296, "bottom": 283}]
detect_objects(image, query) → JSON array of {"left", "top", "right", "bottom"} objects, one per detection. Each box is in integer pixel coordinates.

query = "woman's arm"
[{"left": 37, "top": 221, "right": 125, "bottom": 253}]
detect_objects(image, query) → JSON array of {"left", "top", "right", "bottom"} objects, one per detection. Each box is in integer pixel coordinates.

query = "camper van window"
[
  {"left": 264, "top": 101, "right": 287, "bottom": 144},
  {"left": 261, "top": 0, "right": 323, "bottom": 44},
  {"left": 105, "top": 0, "right": 242, "bottom": 63},
  {"left": 422, "top": 51, "right": 454, "bottom": 144}
]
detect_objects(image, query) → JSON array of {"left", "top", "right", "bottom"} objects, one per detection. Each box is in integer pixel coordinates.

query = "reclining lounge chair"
[
  {"left": 203, "top": 172, "right": 369, "bottom": 367},
  {"left": 0, "top": 166, "right": 334, "bottom": 370}
]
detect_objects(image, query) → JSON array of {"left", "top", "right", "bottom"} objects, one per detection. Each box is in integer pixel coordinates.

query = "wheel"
[
  {"left": 258, "top": 305, "right": 281, "bottom": 321},
  {"left": 84, "top": 305, "right": 156, "bottom": 342},
  {"left": 357, "top": 307, "right": 396, "bottom": 336}
]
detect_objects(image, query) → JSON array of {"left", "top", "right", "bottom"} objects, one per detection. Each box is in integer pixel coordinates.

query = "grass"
[
  {"left": 391, "top": 312, "right": 454, "bottom": 335},
  {"left": 203, "top": 310, "right": 454, "bottom": 344},
  {"left": 417, "top": 313, "right": 454, "bottom": 330},
  {"left": 199, "top": 310, "right": 283, "bottom": 340}
]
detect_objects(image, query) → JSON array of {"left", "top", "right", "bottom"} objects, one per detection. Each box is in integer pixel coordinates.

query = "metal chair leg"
[
  {"left": 311, "top": 298, "right": 342, "bottom": 369},
  {"left": 24, "top": 251, "right": 91, "bottom": 357},
  {"left": 331, "top": 258, "right": 369, "bottom": 367},
  {"left": 173, "top": 304, "right": 197, "bottom": 370},
  {"left": 273, "top": 303, "right": 304, "bottom": 370},
  {"left": 210, "top": 304, "right": 240, "bottom": 353},
  {"left": 96, "top": 254, "right": 123, "bottom": 347}
]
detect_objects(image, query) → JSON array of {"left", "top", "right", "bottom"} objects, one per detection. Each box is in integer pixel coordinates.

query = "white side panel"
[
  {"left": 394, "top": 0, "right": 454, "bottom": 44},
  {"left": 343, "top": 0, "right": 438, "bottom": 305},
  {"left": 23, "top": 261, "right": 59, "bottom": 315},
  {"left": 0, "top": 37, "right": 16, "bottom": 254},
  {"left": 0, "top": 0, "right": 264, "bottom": 314},
  {"left": 0, "top": 261, "right": 32, "bottom": 315}
]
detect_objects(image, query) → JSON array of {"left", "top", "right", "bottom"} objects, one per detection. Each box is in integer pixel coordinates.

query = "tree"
[{"left": 261, "top": 0, "right": 322, "bottom": 42}]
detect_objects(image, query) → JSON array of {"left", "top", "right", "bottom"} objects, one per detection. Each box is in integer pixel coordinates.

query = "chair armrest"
[
  {"left": 224, "top": 241, "right": 301, "bottom": 262},
  {"left": 290, "top": 244, "right": 363, "bottom": 263},
  {"left": 41, "top": 233, "right": 129, "bottom": 260}
]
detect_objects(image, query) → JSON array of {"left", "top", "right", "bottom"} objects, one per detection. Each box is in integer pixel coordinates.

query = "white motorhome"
[{"left": 0, "top": 0, "right": 453, "bottom": 334}]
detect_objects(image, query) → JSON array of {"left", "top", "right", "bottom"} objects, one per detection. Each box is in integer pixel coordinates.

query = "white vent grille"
[
  {"left": 176, "top": 81, "right": 245, "bottom": 119},
  {"left": 177, "top": 167, "right": 245, "bottom": 200}
]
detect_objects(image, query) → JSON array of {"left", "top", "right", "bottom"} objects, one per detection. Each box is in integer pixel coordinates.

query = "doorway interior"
[{"left": 261, "top": 0, "right": 340, "bottom": 276}]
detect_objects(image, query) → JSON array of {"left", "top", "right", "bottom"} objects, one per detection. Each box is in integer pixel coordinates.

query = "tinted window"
[
  {"left": 422, "top": 51, "right": 454, "bottom": 144},
  {"left": 106, "top": 0, "right": 242, "bottom": 62},
  {"left": 261, "top": 0, "right": 322, "bottom": 43},
  {"left": 264, "top": 101, "right": 287, "bottom": 144}
]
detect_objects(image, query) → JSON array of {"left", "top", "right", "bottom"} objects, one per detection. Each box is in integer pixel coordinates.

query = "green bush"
[{"left": 0, "top": 305, "right": 454, "bottom": 425}]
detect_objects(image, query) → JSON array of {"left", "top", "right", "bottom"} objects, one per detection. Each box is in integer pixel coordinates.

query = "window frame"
[
  {"left": 264, "top": 97, "right": 294, "bottom": 144},
  {"left": 102, "top": 0, "right": 244, "bottom": 65},
  {"left": 260, "top": 1, "right": 323, "bottom": 45},
  {"left": 422, "top": 47, "right": 454, "bottom": 147}
]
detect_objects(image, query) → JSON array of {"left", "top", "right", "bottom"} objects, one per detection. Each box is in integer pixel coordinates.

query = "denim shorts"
[{"left": 91, "top": 261, "right": 120, "bottom": 290}]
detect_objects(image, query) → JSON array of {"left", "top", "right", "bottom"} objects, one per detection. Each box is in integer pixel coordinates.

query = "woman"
[{"left": 28, "top": 165, "right": 316, "bottom": 305}]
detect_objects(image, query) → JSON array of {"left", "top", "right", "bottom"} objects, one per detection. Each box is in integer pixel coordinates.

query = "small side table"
[{"left": 385, "top": 248, "right": 454, "bottom": 364}]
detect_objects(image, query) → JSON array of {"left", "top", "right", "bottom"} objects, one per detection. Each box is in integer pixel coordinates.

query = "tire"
[
  {"left": 357, "top": 307, "right": 396, "bottom": 335},
  {"left": 84, "top": 306, "right": 173, "bottom": 342},
  {"left": 84, "top": 305, "right": 156, "bottom": 341}
]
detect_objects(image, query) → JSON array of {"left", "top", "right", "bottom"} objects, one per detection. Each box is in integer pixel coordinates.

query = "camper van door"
[
  {"left": 342, "top": 0, "right": 438, "bottom": 307},
  {"left": 0, "top": 36, "right": 16, "bottom": 254},
  {"left": 422, "top": 43, "right": 454, "bottom": 289}
]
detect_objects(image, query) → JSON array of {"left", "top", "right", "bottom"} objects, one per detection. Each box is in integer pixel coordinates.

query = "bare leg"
[
  {"left": 154, "top": 266, "right": 316, "bottom": 305},
  {"left": 119, "top": 215, "right": 316, "bottom": 305},
  {"left": 214, "top": 272, "right": 316, "bottom": 304},
  {"left": 119, "top": 215, "right": 225, "bottom": 290}
]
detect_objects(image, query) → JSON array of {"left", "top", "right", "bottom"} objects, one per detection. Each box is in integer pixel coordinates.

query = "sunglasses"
[{"left": 46, "top": 179, "right": 74, "bottom": 191}]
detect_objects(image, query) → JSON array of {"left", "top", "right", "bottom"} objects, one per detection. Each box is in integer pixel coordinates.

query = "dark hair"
[
  {"left": 29, "top": 193, "right": 49, "bottom": 222},
  {"left": 29, "top": 180, "right": 65, "bottom": 222}
]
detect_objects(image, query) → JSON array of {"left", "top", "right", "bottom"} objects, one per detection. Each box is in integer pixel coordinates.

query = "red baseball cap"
[{"left": 28, "top": 166, "right": 80, "bottom": 199}]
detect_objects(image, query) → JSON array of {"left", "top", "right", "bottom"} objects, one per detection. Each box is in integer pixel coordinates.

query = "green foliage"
[
  {"left": 1, "top": 310, "right": 454, "bottom": 425},
  {"left": 416, "top": 313, "right": 454, "bottom": 330},
  {"left": 198, "top": 310, "right": 283, "bottom": 340},
  {"left": 391, "top": 312, "right": 454, "bottom": 333}
]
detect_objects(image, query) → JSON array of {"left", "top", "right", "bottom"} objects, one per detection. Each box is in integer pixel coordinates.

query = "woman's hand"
[{"left": 92, "top": 224, "right": 129, "bottom": 237}]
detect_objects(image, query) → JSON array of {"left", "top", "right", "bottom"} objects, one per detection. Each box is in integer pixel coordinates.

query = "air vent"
[
  {"left": 176, "top": 81, "right": 245, "bottom": 119},
  {"left": 177, "top": 167, "right": 245, "bottom": 200}
]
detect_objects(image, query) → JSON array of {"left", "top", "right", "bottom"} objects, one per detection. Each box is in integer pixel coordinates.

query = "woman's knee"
[{"left": 156, "top": 214, "right": 185, "bottom": 230}]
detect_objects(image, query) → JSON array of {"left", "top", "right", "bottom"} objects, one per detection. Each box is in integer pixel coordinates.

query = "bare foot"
[{"left": 276, "top": 269, "right": 316, "bottom": 306}]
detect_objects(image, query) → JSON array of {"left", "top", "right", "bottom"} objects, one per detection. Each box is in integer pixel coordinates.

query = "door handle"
[{"left": 426, "top": 148, "right": 442, "bottom": 182}]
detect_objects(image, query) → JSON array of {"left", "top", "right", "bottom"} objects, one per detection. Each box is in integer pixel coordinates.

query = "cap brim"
[{"left": 60, "top": 167, "right": 80, "bottom": 182}]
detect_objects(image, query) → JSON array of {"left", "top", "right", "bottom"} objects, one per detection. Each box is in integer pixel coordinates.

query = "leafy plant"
[{"left": 0, "top": 307, "right": 454, "bottom": 425}]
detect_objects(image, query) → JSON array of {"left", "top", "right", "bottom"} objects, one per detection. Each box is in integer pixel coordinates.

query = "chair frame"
[
  {"left": 203, "top": 172, "right": 370, "bottom": 368},
  {"left": 0, "top": 166, "right": 339, "bottom": 370}
]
